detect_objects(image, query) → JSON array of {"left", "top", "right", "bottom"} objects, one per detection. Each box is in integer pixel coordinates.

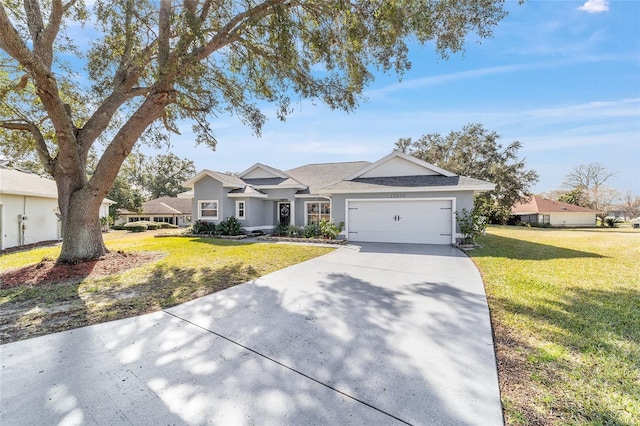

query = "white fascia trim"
[
  {"left": 0, "top": 190, "right": 58, "bottom": 199},
  {"left": 227, "top": 192, "right": 268, "bottom": 199},
  {"left": 324, "top": 184, "right": 495, "bottom": 194},
  {"left": 345, "top": 151, "right": 456, "bottom": 180},
  {"left": 294, "top": 194, "right": 331, "bottom": 199},
  {"left": 254, "top": 184, "right": 307, "bottom": 190}
]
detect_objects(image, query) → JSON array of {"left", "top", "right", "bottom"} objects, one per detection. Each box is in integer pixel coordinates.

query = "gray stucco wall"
[
  {"left": 238, "top": 198, "right": 262, "bottom": 227},
  {"left": 329, "top": 191, "right": 475, "bottom": 233},
  {"left": 193, "top": 181, "right": 301, "bottom": 229},
  {"left": 192, "top": 176, "right": 225, "bottom": 224}
]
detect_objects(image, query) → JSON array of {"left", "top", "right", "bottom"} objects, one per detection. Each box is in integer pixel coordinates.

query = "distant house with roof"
[
  {"left": 511, "top": 196, "right": 597, "bottom": 227},
  {"left": 0, "top": 167, "right": 114, "bottom": 250},
  {"left": 116, "top": 196, "right": 192, "bottom": 227},
  {"left": 184, "top": 152, "right": 495, "bottom": 244}
]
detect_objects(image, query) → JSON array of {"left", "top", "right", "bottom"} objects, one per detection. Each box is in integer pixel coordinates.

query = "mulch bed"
[{"left": 0, "top": 251, "right": 163, "bottom": 289}]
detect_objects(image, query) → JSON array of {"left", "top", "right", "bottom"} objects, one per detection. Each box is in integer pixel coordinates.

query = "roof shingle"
[{"left": 512, "top": 196, "right": 597, "bottom": 214}]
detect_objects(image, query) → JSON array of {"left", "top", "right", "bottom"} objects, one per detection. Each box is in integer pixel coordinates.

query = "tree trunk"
[{"left": 57, "top": 187, "right": 108, "bottom": 263}]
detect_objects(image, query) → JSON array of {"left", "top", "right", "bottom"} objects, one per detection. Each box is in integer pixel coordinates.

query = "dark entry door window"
[{"left": 279, "top": 203, "right": 291, "bottom": 226}]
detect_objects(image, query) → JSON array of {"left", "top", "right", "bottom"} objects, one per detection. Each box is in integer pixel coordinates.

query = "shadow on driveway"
[{"left": 1, "top": 243, "right": 502, "bottom": 425}]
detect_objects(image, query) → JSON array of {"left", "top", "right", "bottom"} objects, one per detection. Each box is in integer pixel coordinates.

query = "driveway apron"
[{"left": 1, "top": 243, "right": 503, "bottom": 425}]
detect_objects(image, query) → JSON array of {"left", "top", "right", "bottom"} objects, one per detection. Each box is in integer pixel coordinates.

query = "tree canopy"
[
  {"left": 1, "top": 0, "right": 508, "bottom": 262},
  {"left": 395, "top": 123, "right": 539, "bottom": 223}
]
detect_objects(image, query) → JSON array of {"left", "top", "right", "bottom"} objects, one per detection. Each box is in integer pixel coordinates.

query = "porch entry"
[{"left": 278, "top": 202, "right": 291, "bottom": 226}]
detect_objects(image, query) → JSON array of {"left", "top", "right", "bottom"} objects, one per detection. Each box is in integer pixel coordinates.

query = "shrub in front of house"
[
  {"left": 159, "top": 222, "right": 178, "bottom": 229},
  {"left": 272, "top": 222, "right": 287, "bottom": 236},
  {"left": 455, "top": 208, "right": 487, "bottom": 244},
  {"left": 319, "top": 220, "right": 343, "bottom": 239},
  {"left": 123, "top": 222, "right": 148, "bottom": 232},
  {"left": 304, "top": 223, "right": 321, "bottom": 238},
  {"left": 192, "top": 220, "right": 217, "bottom": 234},
  {"left": 145, "top": 221, "right": 161, "bottom": 230},
  {"left": 217, "top": 217, "right": 244, "bottom": 236}
]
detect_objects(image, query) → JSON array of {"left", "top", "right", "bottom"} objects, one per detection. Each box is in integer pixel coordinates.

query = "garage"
[{"left": 346, "top": 198, "right": 454, "bottom": 244}]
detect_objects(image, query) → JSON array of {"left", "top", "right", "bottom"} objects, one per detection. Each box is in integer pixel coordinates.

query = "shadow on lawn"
[
  {"left": 495, "top": 286, "right": 640, "bottom": 424},
  {"left": 474, "top": 234, "right": 607, "bottom": 260},
  {"left": 0, "top": 261, "right": 259, "bottom": 344}
]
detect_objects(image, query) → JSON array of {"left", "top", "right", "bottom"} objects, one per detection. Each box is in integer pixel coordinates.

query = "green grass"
[
  {"left": 1, "top": 231, "right": 333, "bottom": 343},
  {"left": 470, "top": 226, "right": 640, "bottom": 425}
]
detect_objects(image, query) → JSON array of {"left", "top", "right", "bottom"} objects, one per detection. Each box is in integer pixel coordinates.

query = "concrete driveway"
[{"left": 1, "top": 243, "right": 502, "bottom": 425}]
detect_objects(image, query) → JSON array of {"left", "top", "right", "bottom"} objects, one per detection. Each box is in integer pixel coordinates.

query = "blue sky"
[{"left": 142, "top": 1, "right": 638, "bottom": 194}]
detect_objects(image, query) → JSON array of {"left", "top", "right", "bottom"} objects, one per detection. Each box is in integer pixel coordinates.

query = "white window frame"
[
  {"left": 304, "top": 201, "right": 331, "bottom": 225},
  {"left": 198, "top": 200, "right": 219, "bottom": 220},
  {"left": 236, "top": 200, "right": 246, "bottom": 220}
]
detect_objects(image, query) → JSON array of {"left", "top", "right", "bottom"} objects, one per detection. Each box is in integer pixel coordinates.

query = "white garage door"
[{"left": 347, "top": 199, "right": 453, "bottom": 244}]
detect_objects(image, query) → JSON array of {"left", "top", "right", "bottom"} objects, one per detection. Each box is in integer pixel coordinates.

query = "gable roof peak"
[
  {"left": 238, "top": 162, "right": 290, "bottom": 179},
  {"left": 346, "top": 151, "right": 456, "bottom": 180}
]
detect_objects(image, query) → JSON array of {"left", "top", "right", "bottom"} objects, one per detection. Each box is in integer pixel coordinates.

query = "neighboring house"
[
  {"left": 608, "top": 204, "right": 630, "bottom": 221},
  {"left": 185, "top": 151, "right": 495, "bottom": 244},
  {"left": 116, "top": 196, "right": 192, "bottom": 227},
  {"left": 0, "top": 167, "right": 114, "bottom": 250},
  {"left": 511, "top": 196, "right": 597, "bottom": 227}
]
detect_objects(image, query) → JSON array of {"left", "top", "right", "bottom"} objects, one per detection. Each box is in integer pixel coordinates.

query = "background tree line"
[{"left": 105, "top": 152, "right": 196, "bottom": 219}]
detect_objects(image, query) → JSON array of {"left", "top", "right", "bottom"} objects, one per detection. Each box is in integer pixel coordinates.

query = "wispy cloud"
[
  {"left": 577, "top": 0, "right": 609, "bottom": 13},
  {"left": 367, "top": 56, "right": 631, "bottom": 98},
  {"left": 367, "top": 63, "right": 532, "bottom": 98}
]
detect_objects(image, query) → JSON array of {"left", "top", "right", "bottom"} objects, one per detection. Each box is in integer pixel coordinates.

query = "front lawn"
[
  {"left": 0, "top": 232, "right": 333, "bottom": 343},
  {"left": 470, "top": 226, "right": 640, "bottom": 425}
]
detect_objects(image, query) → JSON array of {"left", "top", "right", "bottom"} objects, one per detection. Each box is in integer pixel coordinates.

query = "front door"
[{"left": 278, "top": 202, "right": 291, "bottom": 226}]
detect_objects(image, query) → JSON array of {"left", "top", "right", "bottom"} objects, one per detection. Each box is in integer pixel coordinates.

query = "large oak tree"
[{"left": 1, "top": 0, "right": 507, "bottom": 262}]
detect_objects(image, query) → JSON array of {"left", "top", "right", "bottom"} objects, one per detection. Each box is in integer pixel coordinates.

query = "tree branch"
[
  {"left": 38, "top": 0, "right": 65, "bottom": 68},
  {"left": 1, "top": 3, "right": 76, "bottom": 163},
  {"left": 194, "top": 0, "right": 293, "bottom": 61},
  {"left": 158, "top": 0, "right": 172, "bottom": 85},
  {"left": 1, "top": 120, "right": 55, "bottom": 175},
  {"left": 0, "top": 5, "right": 37, "bottom": 66},
  {"left": 89, "top": 91, "right": 175, "bottom": 197},
  {"left": 62, "top": 0, "right": 77, "bottom": 13},
  {"left": 23, "top": 0, "right": 45, "bottom": 44}
]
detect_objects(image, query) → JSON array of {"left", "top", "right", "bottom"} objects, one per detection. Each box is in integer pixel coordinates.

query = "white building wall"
[
  {"left": 99, "top": 203, "right": 110, "bottom": 218},
  {"left": 550, "top": 212, "right": 596, "bottom": 227},
  {"left": 0, "top": 194, "right": 60, "bottom": 249}
]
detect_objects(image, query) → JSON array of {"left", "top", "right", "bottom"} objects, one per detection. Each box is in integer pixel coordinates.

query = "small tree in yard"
[
  {"left": 0, "top": 1, "right": 508, "bottom": 263},
  {"left": 455, "top": 208, "right": 487, "bottom": 245}
]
